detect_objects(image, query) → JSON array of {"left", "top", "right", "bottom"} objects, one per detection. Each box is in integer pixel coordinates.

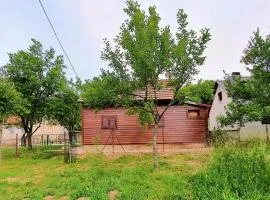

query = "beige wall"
[
  {"left": 1, "top": 122, "right": 65, "bottom": 146},
  {"left": 240, "top": 123, "right": 270, "bottom": 140}
]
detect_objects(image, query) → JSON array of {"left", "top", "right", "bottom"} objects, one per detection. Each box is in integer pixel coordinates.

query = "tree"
[
  {"left": 48, "top": 78, "right": 81, "bottom": 143},
  {"left": 2, "top": 39, "right": 66, "bottom": 149},
  {"left": 0, "top": 78, "right": 21, "bottom": 149},
  {"left": 218, "top": 29, "right": 270, "bottom": 133},
  {"left": 180, "top": 80, "right": 214, "bottom": 104},
  {"left": 81, "top": 72, "right": 123, "bottom": 110},
  {"left": 0, "top": 78, "right": 21, "bottom": 120},
  {"left": 85, "top": 1, "right": 210, "bottom": 168}
]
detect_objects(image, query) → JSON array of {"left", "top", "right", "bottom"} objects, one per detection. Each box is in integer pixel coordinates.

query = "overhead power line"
[{"left": 37, "top": 0, "right": 79, "bottom": 77}]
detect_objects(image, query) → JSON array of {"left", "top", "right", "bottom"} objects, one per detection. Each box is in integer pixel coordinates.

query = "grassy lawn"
[
  {"left": 1, "top": 141, "right": 270, "bottom": 200},
  {"left": 0, "top": 147, "right": 209, "bottom": 200}
]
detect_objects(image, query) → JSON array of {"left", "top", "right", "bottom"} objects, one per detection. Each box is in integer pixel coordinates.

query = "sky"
[{"left": 1, "top": 0, "right": 270, "bottom": 81}]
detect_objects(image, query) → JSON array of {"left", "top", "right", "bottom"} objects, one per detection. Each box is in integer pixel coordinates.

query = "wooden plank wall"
[{"left": 82, "top": 105, "right": 208, "bottom": 145}]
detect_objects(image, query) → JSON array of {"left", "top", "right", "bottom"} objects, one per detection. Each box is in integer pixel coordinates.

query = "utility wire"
[{"left": 37, "top": 0, "right": 79, "bottom": 77}]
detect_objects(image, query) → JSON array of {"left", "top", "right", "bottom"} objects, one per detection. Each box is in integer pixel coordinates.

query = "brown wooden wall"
[{"left": 82, "top": 105, "right": 208, "bottom": 145}]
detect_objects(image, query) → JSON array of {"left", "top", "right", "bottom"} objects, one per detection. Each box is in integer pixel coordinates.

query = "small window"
[
  {"left": 187, "top": 110, "right": 200, "bottom": 118},
  {"left": 218, "top": 92, "right": 222, "bottom": 101},
  {"left": 262, "top": 115, "right": 270, "bottom": 124},
  {"left": 101, "top": 116, "right": 117, "bottom": 129}
]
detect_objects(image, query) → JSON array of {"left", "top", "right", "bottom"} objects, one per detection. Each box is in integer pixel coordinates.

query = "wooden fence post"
[{"left": 15, "top": 133, "right": 18, "bottom": 157}]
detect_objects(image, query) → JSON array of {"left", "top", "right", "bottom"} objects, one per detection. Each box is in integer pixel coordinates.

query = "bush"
[
  {"left": 191, "top": 142, "right": 270, "bottom": 200},
  {"left": 209, "top": 129, "right": 237, "bottom": 147}
]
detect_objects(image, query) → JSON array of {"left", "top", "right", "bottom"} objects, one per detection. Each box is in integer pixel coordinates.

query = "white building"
[{"left": 209, "top": 73, "right": 269, "bottom": 140}]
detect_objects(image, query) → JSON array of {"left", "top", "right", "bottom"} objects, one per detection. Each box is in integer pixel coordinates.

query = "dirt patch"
[
  {"left": 59, "top": 196, "right": 69, "bottom": 200},
  {"left": 77, "top": 197, "right": 88, "bottom": 200},
  {"left": 6, "top": 177, "right": 30, "bottom": 184},
  {"left": 108, "top": 190, "right": 119, "bottom": 200},
  {"left": 44, "top": 196, "right": 55, "bottom": 200}
]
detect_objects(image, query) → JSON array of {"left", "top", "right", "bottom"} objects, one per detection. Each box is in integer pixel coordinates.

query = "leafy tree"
[
  {"left": 47, "top": 78, "right": 81, "bottom": 143},
  {"left": 218, "top": 29, "right": 270, "bottom": 131},
  {"left": 81, "top": 72, "right": 123, "bottom": 110},
  {"left": 0, "top": 78, "right": 21, "bottom": 120},
  {"left": 2, "top": 39, "right": 66, "bottom": 149},
  {"left": 85, "top": 1, "right": 210, "bottom": 168},
  {"left": 180, "top": 80, "right": 214, "bottom": 104},
  {"left": 0, "top": 78, "right": 21, "bottom": 147}
]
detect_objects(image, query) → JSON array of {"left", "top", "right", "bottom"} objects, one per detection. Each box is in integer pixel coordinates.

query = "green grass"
[
  {"left": 192, "top": 141, "right": 270, "bottom": 200},
  {"left": 0, "top": 146, "right": 209, "bottom": 200},
  {"left": 1, "top": 141, "right": 270, "bottom": 200}
]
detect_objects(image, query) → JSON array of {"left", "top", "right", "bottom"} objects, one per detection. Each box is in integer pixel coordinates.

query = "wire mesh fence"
[{"left": 0, "top": 131, "right": 81, "bottom": 163}]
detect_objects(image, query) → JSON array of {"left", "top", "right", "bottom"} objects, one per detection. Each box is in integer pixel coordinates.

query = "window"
[
  {"left": 218, "top": 92, "right": 222, "bottom": 101},
  {"left": 262, "top": 115, "right": 270, "bottom": 125},
  {"left": 187, "top": 110, "right": 200, "bottom": 118},
  {"left": 101, "top": 116, "right": 117, "bottom": 129}
]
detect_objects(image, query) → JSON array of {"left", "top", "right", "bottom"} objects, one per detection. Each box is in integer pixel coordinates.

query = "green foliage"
[
  {"left": 219, "top": 29, "right": 270, "bottom": 126},
  {"left": 0, "top": 78, "right": 21, "bottom": 119},
  {"left": 1, "top": 39, "right": 66, "bottom": 146},
  {"left": 179, "top": 79, "right": 214, "bottom": 104},
  {"left": 47, "top": 78, "right": 81, "bottom": 134},
  {"left": 81, "top": 73, "right": 125, "bottom": 110},
  {"left": 192, "top": 142, "right": 270, "bottom": 200},
  {"left": 85, "top": 0, "right": 210, "bottom": 126},
  {"left": 208, "top": 129, "right": 239, "bottom": 147}
]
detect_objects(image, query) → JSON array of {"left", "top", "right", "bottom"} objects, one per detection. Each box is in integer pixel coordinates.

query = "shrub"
[
  {"left": 209, "top": 129, "right": 237, "bottom": 147},
  {"left": 191, "top": 142, "right": 270, "bottom": 200}
]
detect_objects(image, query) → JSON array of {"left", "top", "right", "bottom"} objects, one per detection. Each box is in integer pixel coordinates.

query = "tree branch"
[
  {"left": 159, "top": 84, "right": 184, "bottom": 120},
  {"left": 32, "top": 121, "right": 42, "bottom": 135}
]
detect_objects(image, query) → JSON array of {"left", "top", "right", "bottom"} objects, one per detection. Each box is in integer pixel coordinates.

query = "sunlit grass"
[
  {"left": 0, "top": 147, "right": 209, "bottom": 200},
  {"left": 1, "top": 141, "right": 270, "bottom": 200}
]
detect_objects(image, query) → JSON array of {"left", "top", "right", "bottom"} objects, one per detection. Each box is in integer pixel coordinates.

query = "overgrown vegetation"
[
  {"left": 1, "top": 141, "right": 270, "bottom": 199},
  {"left": 192, "top": 141, "right": 270, "bottom": 200}
]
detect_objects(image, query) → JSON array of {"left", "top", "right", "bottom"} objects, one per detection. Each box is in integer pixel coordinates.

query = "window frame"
[
  {"left": 101, "top": 115, "right": 118, "bottom": 129},
  {"left": 186, "top": 109, "right": 201, "bottom": 119}
]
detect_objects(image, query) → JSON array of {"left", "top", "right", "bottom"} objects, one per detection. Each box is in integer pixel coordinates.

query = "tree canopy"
[
  {"left": 82, "top": 0, "right": 211, "bottom": 168},
  {"left": 180, "top": 80, "right": 214, "bottom": 104},
  {"left": 2, "top": 39, "right": 66, "bottom": 149},
  {"left": 0, "top": 78, "right": 21, "bottom": 120},
  {"left": 47, "top": 78, "right": 82, "bottom": 142},
  {"left": 218, "top": 29, "right": 270, "bottom": 127}
]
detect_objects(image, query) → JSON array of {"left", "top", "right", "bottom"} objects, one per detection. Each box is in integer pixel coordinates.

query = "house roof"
[
  {"left": 134, "top": 87, "right": 174, "bottom": 100},
  {"left": 4, "top": 116, "right": 21, "bottom": 126},
  {"left": 213, "top": 75, "right": 250, "bottom": 96},
  {"left": 134, "top": 87, "right": 211, "bottom": 108}
]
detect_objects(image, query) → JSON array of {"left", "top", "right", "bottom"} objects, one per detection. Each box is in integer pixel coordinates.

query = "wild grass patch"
[{"left": 191, "top": 141, "right": 270, "bottom": 200}]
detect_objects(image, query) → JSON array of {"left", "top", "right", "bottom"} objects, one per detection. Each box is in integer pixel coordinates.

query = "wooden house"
[{"left": 82, "top": 87, "right": 210, "bottom": 146}]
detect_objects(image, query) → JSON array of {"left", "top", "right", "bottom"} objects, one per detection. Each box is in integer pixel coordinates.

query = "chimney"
[
  {"left": 232, "top": 72, "right": 240, "bottom": 76},
  {"left": 227, "top": 72, "right": 241, "bottom": 83}
]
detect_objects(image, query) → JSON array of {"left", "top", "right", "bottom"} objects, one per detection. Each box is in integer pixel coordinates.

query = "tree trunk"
[
  {"left": 21, "top": 133, "right": 27, "bottom": 146},
  {"left": 27, "top": 134, "right": 33, "bottom": 150},
  {"left": 152, "top": 124, "right": 158, "bottom": 169},
  {"left": 68, "top": 132, "right": 73, "bottom": 145}
]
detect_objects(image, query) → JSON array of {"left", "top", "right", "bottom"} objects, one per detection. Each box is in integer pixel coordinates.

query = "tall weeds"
[{"left": 191, "top": 141, "right": 270, "bottom": 200}]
